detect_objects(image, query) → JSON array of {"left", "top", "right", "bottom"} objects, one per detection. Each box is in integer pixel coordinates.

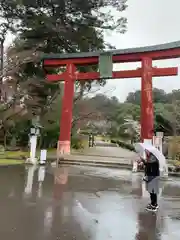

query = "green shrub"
[
  {"left": 79, "top": 130, "right": 90, "bottom": 135},
  {"left": 71, "top": 136, "right": 84, "bottom": 149},
  {"left": 111, "top": 139, "right": 135, "bottom": 151},
  {"left": 168, "top": 137, "right": 180, "bottom": 160},
  {"left": 0, "top": 145, "right": 5, "bottom": 154}
]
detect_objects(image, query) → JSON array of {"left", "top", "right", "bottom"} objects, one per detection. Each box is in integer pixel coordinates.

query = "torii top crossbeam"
[
  {"left": 42, "top": 41, "right": 180, "bottom": 155},
  {"left": 43, "top": 40, "right": 180, "bottom": 65}
]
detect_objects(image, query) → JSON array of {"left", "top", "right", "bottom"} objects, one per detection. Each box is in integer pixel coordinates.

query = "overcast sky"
[
  {"left": 102, "top": 0, "right": 180, "bottom": 101},
  {"left": 4, "top": 0, "right": 180, "bottom": 102}
]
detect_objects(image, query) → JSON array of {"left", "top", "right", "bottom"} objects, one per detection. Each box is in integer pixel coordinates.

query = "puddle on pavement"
[{"left": 1, "top": 165, "right": 180, "bottom": 240}]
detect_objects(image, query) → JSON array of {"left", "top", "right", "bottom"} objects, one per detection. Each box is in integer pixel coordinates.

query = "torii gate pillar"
[
  {"left": 141, "top": 57, "right": 154, "bottom": 141},
  {"left": 57, "top": 64, "right": 75, "bottom": 155}
]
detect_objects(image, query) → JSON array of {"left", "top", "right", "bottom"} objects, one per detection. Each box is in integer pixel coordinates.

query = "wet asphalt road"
[{"left": 1, "top": 165, "right": 180, "bottom": 240}]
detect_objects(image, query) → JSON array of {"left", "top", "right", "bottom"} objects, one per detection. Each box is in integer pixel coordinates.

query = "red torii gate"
[{"left": 43, "top": 41, "right": 180, "bottom": 154}]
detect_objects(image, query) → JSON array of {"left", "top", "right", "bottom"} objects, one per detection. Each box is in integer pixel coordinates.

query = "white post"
[
  {"left": 160, "top": 164, "right": 169, "bottom": 179},
  {"left": 24, "top": 165, "right": 36, "bottom": 196},
  {"left": 132, "top": 160, "right": 138, "bottom": 172},
  {"left": 30, "top": 135, "right": 38, "bottom": 164},
  {"left": 26, "top": 127, "right": 39, "bottom": 164},
  {"left": 156, "top": 132, "right": 163, "bottom": 153},
  {"left": 154, "top": 132, "right": 168, "bottom": 178},
  {"left": 40, "top": 149, "right": 47, "bottom": 165}
]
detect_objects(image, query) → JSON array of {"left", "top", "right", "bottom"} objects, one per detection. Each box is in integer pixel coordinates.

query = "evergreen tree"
[{"left": 0, "top": 0, "right": 128, "bottom": 146}]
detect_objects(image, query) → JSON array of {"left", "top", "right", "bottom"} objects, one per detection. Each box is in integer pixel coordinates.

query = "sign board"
[
  {"left": 99, "top": 52, "right": 113, "bottom": 78},
  {"left": 30, "top": 128, "right": 40, "bottom": 135},
  {"left": 156, "top": 132, "right": 164, "bottom": 138},
  {"left": 40, "top": 150, "right": 47, "bottom": 161},
  {"left": 30, "top": 128, "right": 36, "bottom": 134}
]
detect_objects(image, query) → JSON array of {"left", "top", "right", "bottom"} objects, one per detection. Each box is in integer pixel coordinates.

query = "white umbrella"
[{"left": 134, "top": 142, "right": 168, "bottom": 177}]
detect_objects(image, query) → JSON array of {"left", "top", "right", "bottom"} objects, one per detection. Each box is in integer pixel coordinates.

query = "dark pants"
[{"left": 150, "top": 193, "right": 157, "bottom": 206}]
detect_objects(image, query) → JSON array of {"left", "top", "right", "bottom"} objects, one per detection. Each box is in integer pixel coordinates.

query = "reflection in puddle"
[
  {"left": 0, "top": 166, "right": 180, "bottom": 239},
  {"left": 54, "top": 166, "right": 69, "bottom": 185},
  {"left": 135, "top": 210, "right": 164, "bottom": 240},
  {"left": 24, "top": 165, "right": 37, "bottom": 196},
  {"left": 53, "top": 167, "right": 69, "bottom": 200},
  {"left": 38, "top": 166, "right": 46, "bottom": 198}
]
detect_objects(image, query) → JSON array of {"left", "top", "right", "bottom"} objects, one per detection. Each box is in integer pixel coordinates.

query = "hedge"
[{"left": 111, "top": 139, "right": 135, "bottom": 152}]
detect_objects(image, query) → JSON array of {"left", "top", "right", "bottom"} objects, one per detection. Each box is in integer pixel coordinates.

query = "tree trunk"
[
  {"left": 3, "top": 128, "right": 7, "bottom": 150},
  {"left": 38, "top": 134, "right": 43, "bottom": 149}
]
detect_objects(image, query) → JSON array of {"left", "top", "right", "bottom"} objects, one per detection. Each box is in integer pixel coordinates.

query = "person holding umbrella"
[
  {"left": 141, "top": 149, "right": 160, "bottom": 211},
  {"left": 134, "top": 142, "right": 167, "bottom": 212}
]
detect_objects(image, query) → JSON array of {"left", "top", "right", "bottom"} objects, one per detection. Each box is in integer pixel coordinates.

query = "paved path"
[
  {"left": 71, "top": 141, "right": 137, "bottom": 159},
  {"left": 2, "top": 165, "right": 180, "bottom": 240},
  {"left": 74, "top": 146, "right": 136, "bottom": 158},
  {"left": 50, "top": 141, "right": 139, "bottom": 167}
]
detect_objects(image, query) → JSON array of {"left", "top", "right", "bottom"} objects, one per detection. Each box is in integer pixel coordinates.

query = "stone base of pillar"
[
  {"left": 143, "top": 139, "right": 152, "bottom": 144},
  {"left": 26, "top": 157, "right": 38, "bottom": 165},
  {"left": 57, "top": 141, "right": 70, "bottom": 157}
]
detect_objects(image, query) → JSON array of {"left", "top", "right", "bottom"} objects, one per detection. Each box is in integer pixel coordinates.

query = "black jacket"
[{"left": 143, "top": 153, "right": 160, "bottom": 177}]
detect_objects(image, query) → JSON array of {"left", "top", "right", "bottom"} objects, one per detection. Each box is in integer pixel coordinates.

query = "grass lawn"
[
  {"left": 3, "top": 151, "right": 29, "bottom": 158},
  {"left": 0, "top": 147, "right": 88, "bottom": 159},
  {"left": 0, "top": 149, "right": 57, "bottom": 159},
  {"left": 0, "top": 159, "right": 24, "bottom": 165}
]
